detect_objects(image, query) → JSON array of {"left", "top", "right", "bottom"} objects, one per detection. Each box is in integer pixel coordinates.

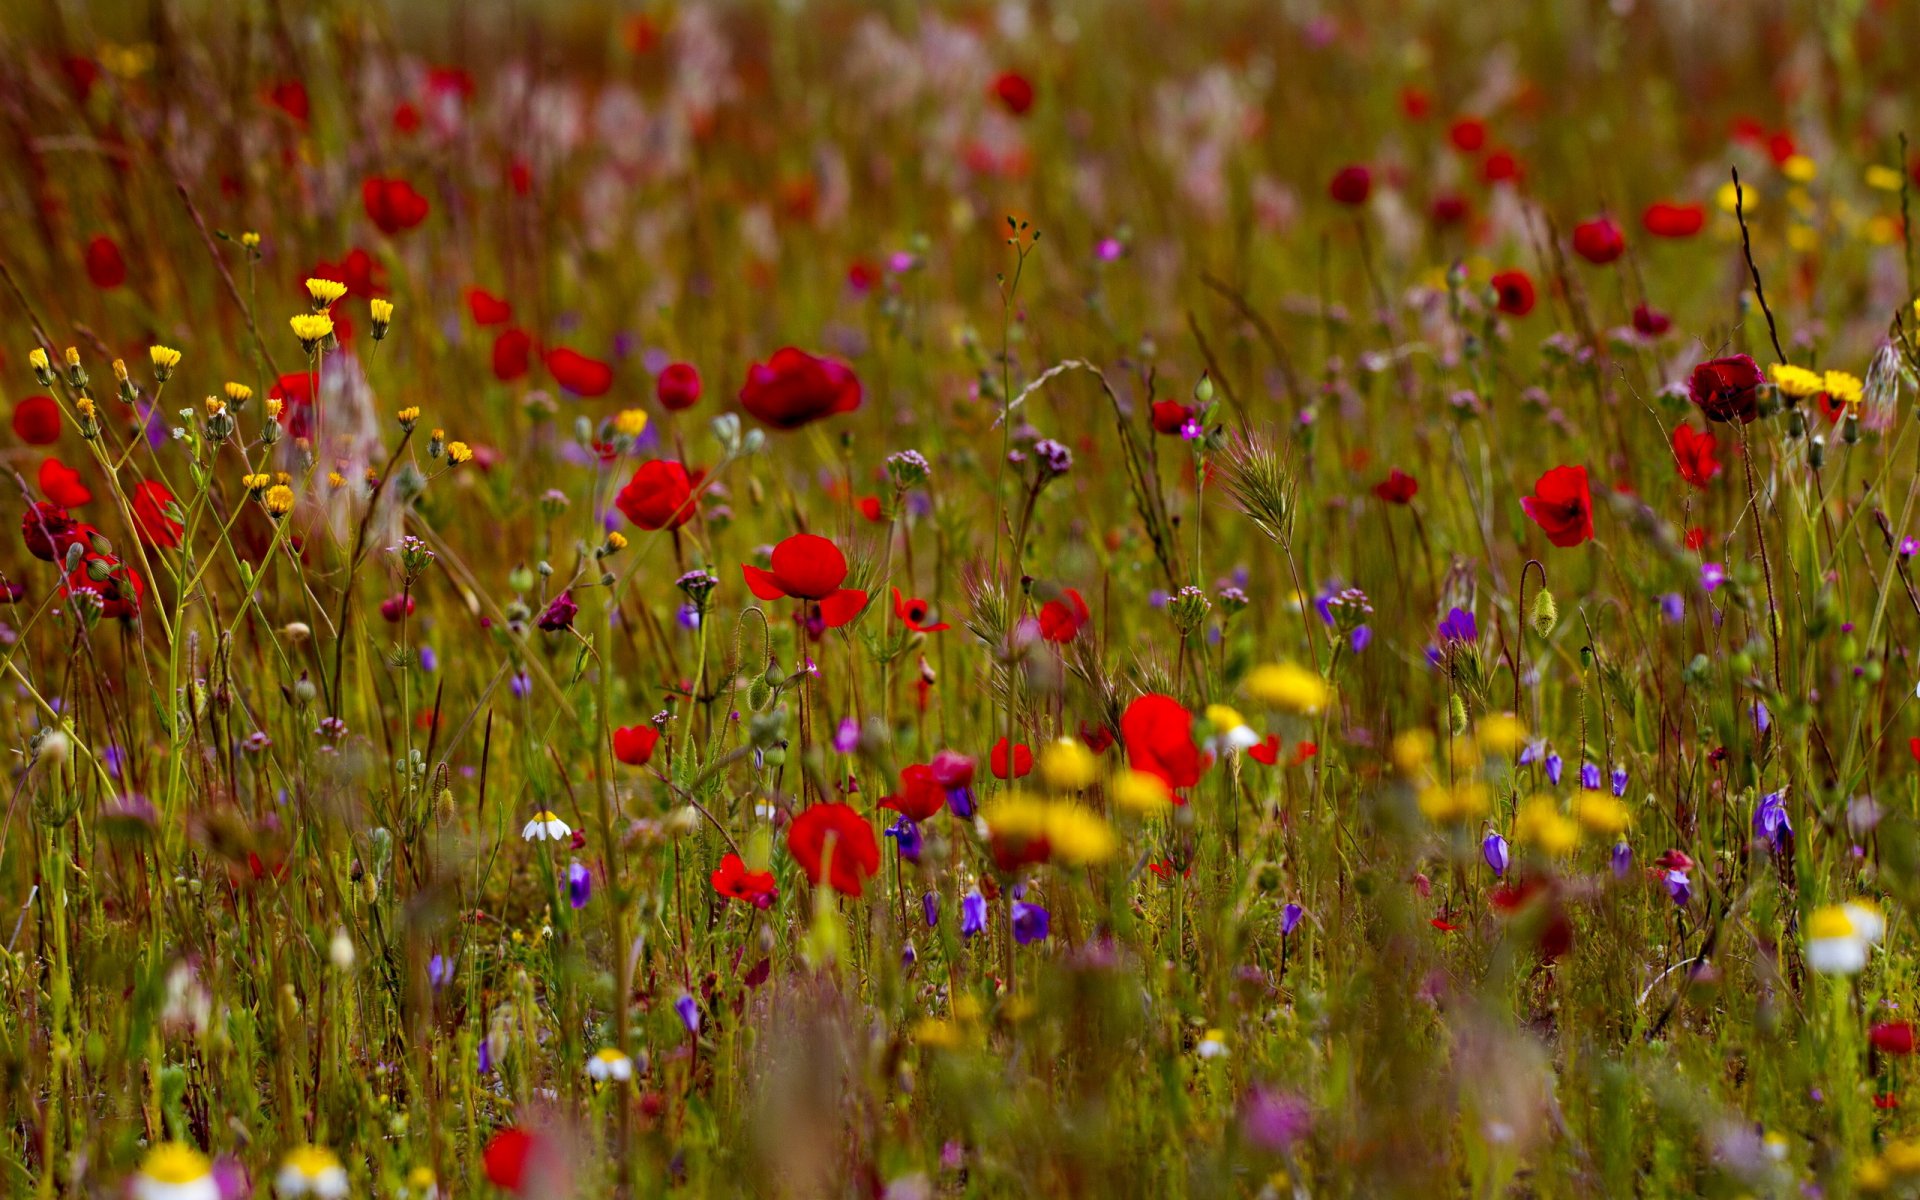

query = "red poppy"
[
  {"left": 1520, "top": 465, "right": 1593, "bottom": 548},
  {"left": 1482, "top": 149, "right": 1523, "bottom": 184},
  {"left": 1290, "top": 741, "right": 1320, "bottom": 766},
  {"left": 21, "top": 502, "right": 83, "bottom": 562},
  {"left": 1631, "top": 304, "right": 1671, "bottom": 336},
  {"left": 1687, "top": 355, "right": 1763, "bottom": 425},
  {"left": 1399, "top": 86, "right": 1431, "bottom": 120},
  {"left": 738, "top": 348, "right": 862, "bottom": 430},
  {"left": 12, "top": 396, "right": 60, "bottom": 445},
  {"left": 492, "top": 329, "right": 534, "bottom": 381},
  {"left": 63, "top": 553, "right": 143, "bottom": 619},
  {"left": 991, "top": 71, "right": 1034, "bottom": 115},
  {"left": 546, "top": 348, "right": 614, "bottom": 396},
  {"left": 742, "top": 534, "right": 868, "bottom": 628},
  {"left": 1247, "top": 734, "right": 1282, "bottom": 765},
  {"left": 1151, "top": 400, "right": 1194, "bottom": 435},
  {"left": 392, "top": 101, "right": 421, "bottom": 134},
  {"left": 1373, "top": 469, "right": 1418, "bottom": 504},
  {"left": 1078, "top": 720, "right": 1114, "bottom": 754},
  {"left": 1431, "top": 918, "right": 1460, "bottom": 932},
  {"left": 891, "top": 587, "right": 949, "bottom": 633},
  {"left": 131, "top": 481, "right": 182, "bottom": 548},
  {"left": 464, "top": 287, "right": 513, "bottom": 325},
  {"left": 990, "top": 738, "right": 1034, "bottom": 780},
  {"left": 1571, "top": 216, "right": 1626, "bottom": 265},
  {"left": 362, "top": 177, "right": 430, "bottom": 235},
  {"left": 1767, "top": 132, "right": 1796, "bottom": 165},
  {"left": 615, "top": 460, "right": 700, "bottom": 531},
  {"left": 1642, "top": 201, "right": 1705, "bottom": 238},
  {"left": 711, "top": 852, "right": 777, "bottom": 907},
  {"left": 1328, "top": 164, "right": 1372, "bottom": 206},
  {"left": 1430, "top": 194, "right": 1470, "bottom": 226},
  {"left": 428, "top": 66, "right": 476, "bottom": 101},
  {"left": 1671, "top": 425, "right": 1720, "bottom": 490},
  {"left": 613, "top": 725, "right": 661, "bottom": 767},
  {"left": 85, "top": 236, "right": 126, "bottom": 289},
  {"left": 482, "top": 1127, "right": 560, "bottom": 1195},
  {"left": 1490, "top": 269, "right": 1535, "bottom": 316},
  {"left": 39, "top": 457, "right": 90, "bottom": 508},
  {"left": 1121, "top": 693, "right": 1208, "bottom": 789},
  {"left": 311, "top": 248, "right": 387, "bottom": 298},
  {"left": 265, "top": 79, "right": 310, "bottom": 123},
  {"left": 1038, "top": 588, "right": 1091, "bottom": 643},
  {"left": 1685, "top": 526, "right": 1709, "bottom": 551},
  {"left": 1872, "top": 1022, "right": 1917, "bottom": 1056},
  {"left": 858, "top": 496, "right": 885, "bottom": 522},
  {"left": 1448, "top": 117, "right": 1486, "bottom": 152},
  {"left": 786, "top": 802, "right": 880, "bottom": 897},
  {"left": 880, "top": 763, "right": 946, "bottom": 821},
  {"left": 268, "top": 373, "right": 315, "bottom": 440},
  {"left": 1816, "top": 390, "right": 1848, "bottom": 425},
  {"left": 658, "top": 362, "right": 702, "bottom": 411}
]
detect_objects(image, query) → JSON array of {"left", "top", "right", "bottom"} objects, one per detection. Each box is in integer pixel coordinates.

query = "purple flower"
[
  {"left": 428, "top": 954, "right": 453, "bottom": 991},
  {"left": 477, "top": 1037, "right": 494, "bottom": 1075},
  {"left": 1545, "top": 753, "right": 1564, "bottom": 786},
  {"left": 1095, "top": 236, "right": 1124, "bottom": 262},
  {"left": 833, "top": 718, "right": 859, "bottom": 754},
  {"left": 1904, "top": 536, "right": 1920, "bottom": 559},
  {"left": 1240, "top": 1086, "right": 1312, "bottom": 1152},
  {"left": 1280, "top": 902, "right": 1304, "bottom": 936},
  {"left": 961, "top": 890, "right": 987, "bottom": 939},
  {"left": 885, "top": 816, "right": 923, "bottom": 864},
  {"left": 567, "top": 861, "right": 593, "bottom": 909},
  {"left": 1610, "top": 840, "right": 1633, "bottom": 879},
  {"left": 420, "top": 645, "right": 438, "bottom": 672},
  {"left": 1436, "top": 606, "right": 1478, "bottom": 644},
  {"left": 1659, "top": 593, "right": 1684, "bottom": 623},
  {"left": 1518, "top": 741, "right": 1543, "bottom": 766},
  {"left": 902, "top": 942, "right": 917, "bottom": 967},
  {"left": 1579, "top": 762, "right": 1602, "bottom": 790},
  {"left": 509, "top": 670, "right": 532, "bottom": 699},
  {"left": 1663, "top": 869, "right": 1691, "bottom": 906},
  {"left": 1482, "top": 832, "right": 1510, "bottom": 876},
  {"left": 1752, "top": 700, "right": 1772, "bottom": 734},
  {"left": 537, "top": 590, "right": 578, "bottom": 631},
  {"left": 211, "top": 1156, "right": 252, "bottom": 1200},
  {"left": 1011, "top": 901, "right": 1051, "bottom": 945},
  {"left": 1610, "top": 766, "right": 1628, "bottom": 797},
  {"left": 1754, "top": 791, "right": 1793, "bottom": 851},
  {"left": 675, "top": 992, "right": 700, "bottom": 1035},
  {"left": 1350, "top": 625, "right": 1372, "bottom": 653},
  {"left": 922, "top": 892, "right": 939, "bottom": 928},
  {"left": 1700, "top": 562, "right": 1727, "bottom": 593}
]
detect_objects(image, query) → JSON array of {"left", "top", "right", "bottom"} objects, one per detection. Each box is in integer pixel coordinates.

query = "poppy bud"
[
  {"left": 1809, "top": 436, "right": 1826, "bottom": 470},
  {"left": 1530, "top": 589, "right": 1558, "bottom": 636},
  {"left": 1448, "top": 694, "right": 1468, "bottom": 736}
]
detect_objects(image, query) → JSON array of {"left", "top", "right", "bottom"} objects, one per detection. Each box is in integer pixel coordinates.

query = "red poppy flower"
[
  {"left": 265, "top": 79, "right": 310, "bottom": 123},
  {"left": 483, "top": 1127, "right": 561, "bottom": 1195},
  {"left": 1247, "top": 734, "right": 1282, "bottom": 765},
  {"left": 63, "top": 553, "right": 143, "bottom": 619},
  {"left": 858, "top": 496, "right": 885, "bottom": 522},
  {"left": 392, "top": 101, "right": 422, "bottom": 134},
  {"left": 1328, "top": 164, "right": 1372, "bottom": 206},
  {"left": 786, "top": 802, "right": 880, "bottom": 897},
  {"left": 39, "top": 457, "right": 90, "bottom": 508},
  {"left": 615, "top": 460, "right": 700, "bottom": 531},
  {"left": 492, "top": 329, "right": 534, "bottom": 381},
  {"left": 1520, "top": 465, "right": 1593, "bottom": 548},
  {"left": 12, "top": 396, "right": 60, "bottom": 445},
  {"left": 85, "top": 236, "right": 126, "bottom": 289},
  {"left": 1490, "top": 269, "right": 1535, "bottom": 316},
  {"left": 21, "top": 502, "right": 83, "bottom": 562},
  {"left": 1671, "top": 425, "right": 1720, "bottom": 490},
  {"left": 1431, "top": 918, "right": 1460, "bottom": 932},
  {"left": 1642, "top": 201, "right": 1705, "bottom": 238},
  {"left": 738, "top": 348, "right": 862, "bottom": 430},
  {"left": 546, "top": 347, "right": 613, "bottom": 396},
  {"left": 1373, "top": 469, "right": 1418, "bottom": 504},
  {"left": 1290, "top": 741, "right": 1320, "bottom": 766},
  {"left": 1078, "top": 720, "right": 1115, "bottom": 754},
  {"left": 1038, "top": 588, "right": 1091, "bottom": 643},
  {"left": 991, "top": 70, "right": 1034, "bottom": 115},
  {"left": 362, "top": 177, "right": 430, "bottom": 235},
  {"left": 1399, "top": 86, "right": 1431, "bottom": 119},
  {"left": 1687, "top": 355, "right": 1763, "bottom": 425},
  {"left": 1875, "top": 1093, "right": 1900, "bottom": 1111},
  {"left": 1482, "top": 149, "right": 1523, "bottom": 184},
  {"left": 1767, "top": 132, "right": 1796, "bottom": 165},
  {"left": 267, "top": 373, "right": 316, "bottom": 440},
  {"left": 311, "top": 248, "right": 387, "bottom": 298},
  {"left": 1430, "top": 194, "right": 1470, "bottom": 226},
  {"left": 464, "top": 287, "right": 512, "bottom": 325},
  {"left": 1571, "top": 216, "right": 1626, "bottom": 265},
  {"left": 892, "top": 587, "right": 949, "bottom": 633},
  {"left": 711, "top": 852, "right": 777, "bottom": 906},
  {"left": 1872, "top": 1022, "right": 1917, "bottom": 1056},
  {"left": 131, "top": 481, "right": 183, "bottom": 548},
  {"left": 742, "top": 534, "right": 868, "bottom": 628},
  {"left": 613, "top": 725, "right": 661, "bottom": 767},
  {"left": 1631, "top": 304, "right": 1671, "bottom": 336},
  {"left": 1122, "top": 693, "right": 1208, "bottom": 789},
  {"left": 1151, "top": 400, "right": 1194, "bottom": 435},
  {"left": 1448, "top": 117, "right": 1486, "bottom": 152},
  {"left": 658, "top": 362, "right": 702, "bottom": 410},
  {"left": 990, "top": 738, "right": 1034, "bottom": 780},
  {"left": 880, "top": 763, "right": 946, "bottom": 821}
]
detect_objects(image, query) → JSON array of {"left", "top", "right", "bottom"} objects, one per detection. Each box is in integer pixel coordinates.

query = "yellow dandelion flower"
[
  {"left": 1574, "top": 793, "right": 1631, "bottom": 836},
  {"left": 1038, "top": 738, "right": 1098, "bottom": 791},
  {"left": 1477, "top": 713, "right": 1527, "bottom": 756},
  {"left": 1824, "top": 370, "right": 1864, "bottom": 406},
  {"left": 1770, "top": 363, "right": 1823, "bottom": 398},
  {"left": 304, "top": 278, "right": 348, "bottom": 308},
  {"left": 149, "top": 345, "right": 182, "bottom": 380},
  {"left": 1244, "top": 661, "right": 1330, "bottom": 714},
  {"left": 263, "top": 485, "right": 296, "bottom": 518},
  {"left": 445, "top": 441, "right": 473, "bottom": 465},
  {"left": 981, "top": 794, "right": 1118, "bottom": 864},
  {"left": 1867, "top": 164, "right": 1906, "bottom": 192},
  {"left": 1782, "top": 154, "right": 1817, "bottom": 182},
  {"left": 1391, "top": 728, "right": 1434, "bottom": 775},
  {"left": 614, "top": 408, "right": 649, "bottom": 438},
  {"left": 1112, "top": 768, "right": 1173, "bottom": 813},
  {"left": 289, "top": 313, "right": 334, "bottom": 351},
  {"left": 1516, "top": 796, "right": 1579, "bottom": 855},
  {"left": 224, "top": 381, "right": 252, "bottom": 405}
]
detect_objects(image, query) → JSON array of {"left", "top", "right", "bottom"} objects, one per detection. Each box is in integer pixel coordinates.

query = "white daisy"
[
  {"left": 276, "top": 1146, "right": 349, "bottom": 1198},
  {"left": 522, "top": 810, "right": 571, "bottom": 841},
  {"left": 132, "top": 1143, "right": 219, "bottom": 1200},
  {"left": 586, "top": 1046, "right": 634, "bottom": 1082}
]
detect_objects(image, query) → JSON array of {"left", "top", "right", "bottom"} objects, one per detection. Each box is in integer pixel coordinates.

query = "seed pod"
[{"left": 1530, "top": 589, "right": 1559, "bottom": 637}]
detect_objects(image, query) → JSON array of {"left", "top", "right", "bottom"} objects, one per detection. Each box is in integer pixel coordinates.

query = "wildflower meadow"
[{"left": 8, "top": 2, "right": 1920, "bottom": 1196}]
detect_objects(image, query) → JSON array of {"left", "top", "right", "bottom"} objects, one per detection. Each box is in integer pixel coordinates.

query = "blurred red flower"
[
  {"left": 1632, "top": 304, "right": 1671, "bottom": 336},
  {"left": 12, "top": 396, "right": 60, "bottom": 445},
  {"left": 658, "top": 362, "right": 702, "bottom": 410},
  {"left": 1571, "top": 216, "right": 1626, "bottom": 264},
  {"left": 613, "top": 725, "right": 661, "bottom": 767},
  {"left": 131, "top": 481, "right": 182, "bottom": 548},
  {"left": 265, "top": 79, "right": 309, "bottom": 124},
  {"left": 1122, "top": 693, "right": 1207, "bottom": 789},
  {"left": 1490, "top": 269, "right": 1535, "bottom": 316},
  {"left": 1328, "top": 164, "right": 1372, "bottom": 206},
  {"left": 546, "top": 348, "right": 613, "bottom": 396},
  {"left": 1688, "top": 355, "right": 1762, "bottom": 425},
  {"left": 880, "top": 763, "right": 946, "bottom": 821},
  {"left": 1038, "top": 588, "right": 1090, "bottom": 643},
  {"left": 39, "top": 457, "right": 90, "bottom": 507},
  {"left": 739, "top": 348, "right": 861, "bottom": 430},
  {"left": 786, "top": 802, "right": 880, "bottom": 896},
  {"left": 1671, "top": 425, "right": 1720, "bottom": 490},
  {"left": 892, "top": 588, "right": 949, "bottom": 633},
  {"left": 990, "top": 738, "right": 1033, "bottom": 780},
  {"left": 1373, "top": 469, "right": 1418, "bottom": 504},
  {"left": 1151, "top": 400, "right": 1194, "bottom": 435},
  {"left": 711, "top": 852, "right": 777, "bottom": 906},
  {"left": 362, "top": 177, "right": 430, "bottom": 235},
  {"left": 85, "top": 236, "right": 126, "bottom": 289},
  {"left": 492, "top": 329, "right": 533, "bottom": 381},
  {"left": 1520, "top": 465, "right": 1593, "bottom": 547},
  {"left": 992, "top": 71, "right": 1034, "bottom": 115},
  {"left": 1642, "top": 201, "right": 1705, "bottom": 238},
  {"left": 464, "top": 287, "right": 512, "bottom": 325},
  {"left": 1872, "top": 1022, "right": 1916, "bottom": 1056}
]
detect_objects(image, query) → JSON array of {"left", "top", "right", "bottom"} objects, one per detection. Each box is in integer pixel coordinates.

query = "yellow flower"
[
  {"left": 614, "top": 408, "right": 650, "bottom": 438},
  {"left": 1885, "top": 1140, "right": 1920, "bottom": 1175},
  {"left": 137, "top": 1141, "right": 214, "bottom": 1189},
  {"left": 1574, "top": 793, "right": 1630, "bottom": 836},
  {"left": 981, "top": 794, "right": 1118, "bottom": 864},
  {"left": 1782, "top": 154, "right": 1817, "bottom": 182},
  {"left": 204, "top": 395, "right": 226, "bottom": 416},
  {"left": 263, "top": 485, "right": 296, "bottom": 518},
  {"left": 1039, "top": 738, "right": 1098, "bottom": 791},
  {"left": 913, "top": 1017, "right": 964, "bottom": 1049},
  {"left": 241, "top": 473, "right": 271, "bottom": 498},
  {"left": 265, "top": 397, "right": 284, "bottom": 420},
  {"left": 445, "top": 441, "right": 473, "bottom": 466},
  {"left": 396, "top": 405, "right": 421, "bottom": 429},
  {"left": 224, "top": 381, "right": 252, "bottom": 406},
  {"left": 370, "top": 297, "right": 395, "bottom": 326},
  {"left": 240, "top": 231, "right": 261, "bottom": 249},
  {"left": 1112, "top": 768, "right": 1173, "bottom": 813},
  {"left": 149, "top": 345, "right": 181, "bottom": 380},
  {"left": 1770, "top": 363, "right": 1823, "bottom": 398},
  {"left": 1391, "top": 728, "right": 1434, "bottom": 775},
  {"left": 1244, "top": 662, "right": 1330, "bottom": 714},
  {"left": 289, "top": 313, "right": 334, "bottom": 350},
  {"left": 1855, "top": 1157, "right": 1892, "bottom": 1194},
  {"left": 605, "top": 531, "right": 628, "bottom": 551},
  {"left": 1416, "top": 781, "right": 1489, "bottom": 824},
  {"left": 1867, "top": 164, "right": 1906, "bottom": 192},
  {"left": 29, "top": 347, "right": 50, "bottom": 374},
  {"left": 275, "top": 1145, "right": 347, "bottom": 1198},
  {"left": 1823, "top": 370, "right": 1864, "bottom": 406},
  {"left": 1786, "top": 225, "right": 1819, "bottom": 254},
  {"left": 1715, "top": 180, "right": 1749, "bottom": 214},
  {"left": 304, "top": 278, "right": 348, "bottom": 308},
  {"left": 1477, "top": 713, "right": 1526, "bottom": 756},
  {"left": 1516, "top": 796, "right": 1579, "bottom": 855}
]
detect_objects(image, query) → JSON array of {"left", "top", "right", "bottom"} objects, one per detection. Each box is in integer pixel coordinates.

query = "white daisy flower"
[
  {"left": 1196, "top": 1027, "right": 1229, "bottom": 1059},
  {"left": 586, "top": 1046, "right": 634, "bottom": 1082},
  {"left": 522, "top": 810, "right": 571, "bottom": 841},
  {"left": 1805, "top": 904, "right": 1875, "bottom": 976},
  {"left": 132, "top": 1143, "right": 219, "bottom": 1200},
  {"left": 275, "top": 1146, "right": 349, "bottom": 1198},
  {"left": 1202, "top": 704, "right": 1262, "bottom": 755}
]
